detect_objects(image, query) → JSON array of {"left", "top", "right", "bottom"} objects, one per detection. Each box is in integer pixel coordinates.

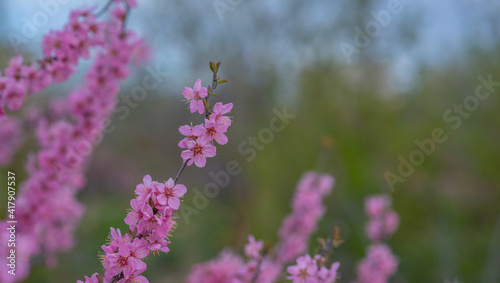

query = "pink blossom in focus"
[
  {"left": 156, "top": 178, "right": 187, "bottom": 209},
  {"left": 178, "top": 124, "right": 199, "bottom": 149},
  {"left": 183, "top": 79, "right": 208, "bottom": 114},
  {"left": 181, "top": 136, "right": 217, "bottom": 168},
  {"left": 209, "top": 102, "right": 233, "bottom": 127},
  {"left": 193, "top": 119, "right": 229, "bottom": 145}
]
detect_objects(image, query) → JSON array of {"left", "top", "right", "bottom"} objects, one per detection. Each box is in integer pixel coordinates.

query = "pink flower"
[
  {"left": 365, "top": 195, "right": 390, "bottom": 218},
  {"left": 187, "top": 250, "right": 244, "bottom": 283},
  {"left": 156, "top": 178, "right": 187, "bottom": 209},
  {"left": 276, "top": 172, "right": 335, "bottom": 263},
  {"left": 286, "top": 254, "right": 339, "bottom": 283},
  {"left": 146, "top": 234, "right": 171, "bottom": 253},
  {"left": 4, "top": 56, "right": 24, "bottom": 79},
  {"left": 178, "top": 124, "right": 199, "bottom": 149},
  {"left": 0, "top": 117, "right": 23, "bottom": 166},
  {"left": 107, "top": 228, "right": 132, "bottom": 251},
  {"left": 318, "top": 262, "right": 340, "bottom": 282},
  {"left": 134, "top": 175, "right": 155, "bottom": 203},
  {"left": 181, "top": 136, "right": 216, "bottom": 168},
  {"left": 383, "top": 210, "right": 400, "bottom": 237},
  {"left": 136, "top": 203, "right": 163, "bottom": 236},
  {"left": 356, "top": 244, "right": 398, "bottom": 283},
  {"left": 182, "top": 79, "right": 207, "bottom": 114},
  {"left": 244, "top": 235, "right": 263, "bottom": 259},
  {"left": 77, "top": 273, "right": 100, "bottom": 283},
  {"left": 124, "top": 199, "right": 146, "bottom": 229},
  {"left": 105, "top": 239, "right": 149, "bottom": 279},
  {"left": 364, "top": 194, "right": 399, "bottom": 241},
  {"left": 209, "top": 102, "right": 232, "bottom": 127},
  {"left": 3, "top": 82, "right": 27, "bottom": 111},
  {"left": 117, "top": 271, "right": 149, "bottom": 283},
  {"left": 286, "top": 254, "right": 317, "bottom": 283},
  {"left": 193, "top": 119, "right": 228, "bottom": 145}
]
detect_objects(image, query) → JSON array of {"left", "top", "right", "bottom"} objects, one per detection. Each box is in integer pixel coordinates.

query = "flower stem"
[
  {"left": 205, "top": 70, "right": 219, "bottom": 119},
  {"left": 96, "top": 0, "right": 114, "bottom": 17},
  {"left": 174, "top": 159, "right": 191, "bottom": 184}
]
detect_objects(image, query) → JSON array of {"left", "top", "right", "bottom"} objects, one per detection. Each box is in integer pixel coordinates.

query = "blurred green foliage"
[{"left": 3, "top": 50, "right": 496, "bottom": 282}]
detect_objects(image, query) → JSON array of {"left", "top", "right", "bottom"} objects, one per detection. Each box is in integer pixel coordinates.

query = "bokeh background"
[{"left": 1, "top": 0, "right": 500, "bottom": 282}]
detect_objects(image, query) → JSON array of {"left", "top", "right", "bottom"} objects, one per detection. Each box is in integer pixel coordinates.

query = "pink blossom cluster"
[
  {"left": 186, "top": 172, "right": 335, "bottom": 283},
  {"left": 0, "top": 116, "right": 23, "bottom": 165},
  {"left": 79, "top": 73, "right": 233, "bottom": 282},
  {"left": 286, "top": 254, "right": 340, "bottom": 283},
  {"left": 355, "top": 244, "right": 398, "bottom": 283},
  {"left": 276, "top": 172, "right": 335, "bottom": 263},
  {"left": 0, "top": 2, "right": 144, "bottom": 282},
  {"left": 179, "top": 79, "right": 233, "bottom": 167},
  {"left": 364, "top": 195, "right": 399, "bottom": 241},
  {"left": 187, "top": 250, "right": 246, "bottom": 283},
  {"left": 187, "top": 236, "right": 282, "bottom": 283},
  {"left": 0, "top": 1, "right": 137, "bottom": 116},
  {"left": 93, "top": 175, "right": 186, "bottom": 282},
  {"left": 355, "top": 194, "right": 400, "bottom": 283}
]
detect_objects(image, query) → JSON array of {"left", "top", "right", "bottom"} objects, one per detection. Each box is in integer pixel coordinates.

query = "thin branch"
[
  {"left": 250, "top": 256, "right": 265, "bottom": 283},
  {"left": 249, "top": 247, "right": 269, "bottom": 283},
  {"left": 122, "top": 4, "right": 131, "bottom": 29},
  {"left": 204, "top": 71, "right": 219, "bottom": 119},
  {"left": 96, "top": 0, "right": 114, "bottom": 17},
  {"left": 174, "top": 159, "right": 191, "bottom": 184}
]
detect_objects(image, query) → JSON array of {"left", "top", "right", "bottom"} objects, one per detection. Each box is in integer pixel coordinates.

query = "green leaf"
[
  {"left": 209, "top": 62, "right": 215, "bottom": 72},
  {"left": 211, "top": 93, "right": 218, "bottom": 97},
  {"left": 218, "top": 79, "right": 228, "bottom": 84}
]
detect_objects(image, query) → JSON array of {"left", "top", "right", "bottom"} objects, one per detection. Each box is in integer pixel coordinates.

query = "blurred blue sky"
[{"left": 0, "top": 0, "right": 497, "bottom": 92}]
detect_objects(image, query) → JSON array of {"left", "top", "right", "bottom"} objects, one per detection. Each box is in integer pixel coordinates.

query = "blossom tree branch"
[{"left": 78, "top": 62, "right": 234, "bottom": 283}]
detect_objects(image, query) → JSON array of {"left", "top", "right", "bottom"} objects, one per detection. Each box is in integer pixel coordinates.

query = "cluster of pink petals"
[
  {"left": 0, "top": 116, "right": 23, "bottom": 165},
  {"left": 187, "top": 250, "right": 245, "bottom": 283},
  {"left": 0, "top": 2, "right": 145, "bottom": 282},
  {"left": 179, "top": 90, "right": 233, "bottom": 167},
  {"left": 187, "top": 172, "right": 335, "bottom": 283},
  {"left": 355, "top": 194, "right": 400, "bottom": 283},
  {"left": 364, "top": 195, "right": 400, "bottom": 241},
  {"left": 0, "top": 5, "right": 126, "bottom": 116},
  {"left": 276, "top": 172, "right": 335, "bottom": 263},
  {"left": 80, "top": 174, "right": 187, "bottom": 282},
  {"left": 355, "top": 244, "right": 398, "bottom": 283},
  {"left": 187, "top": 236, "right": 281, "bottom": 283},
  {"left": 182, "top": 79, "right": 208, "bottom": 114},
  {"left": 123, "top": 175, "right": 185, "bottom": 247},
  {"left": 286, "top": 254, "right": 340, "bottom": 283}
]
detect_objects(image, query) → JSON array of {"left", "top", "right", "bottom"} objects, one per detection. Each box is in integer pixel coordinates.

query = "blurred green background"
[{"left": 0, "top": 0, "right": 500, "bottom": 282}]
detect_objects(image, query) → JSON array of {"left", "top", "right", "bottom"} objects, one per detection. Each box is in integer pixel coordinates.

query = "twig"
[
  {"left": 96, "top": 0, "right": 114, "bottom": 17},
  {"left": 174, "top": 159, "right": 191, "bottom": 184},
  {"left": 204, "top": 70, "right": 219, "bottom": 119},
  {"left": 250, "top": 247, "right": 269, "bottom": 283}
]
